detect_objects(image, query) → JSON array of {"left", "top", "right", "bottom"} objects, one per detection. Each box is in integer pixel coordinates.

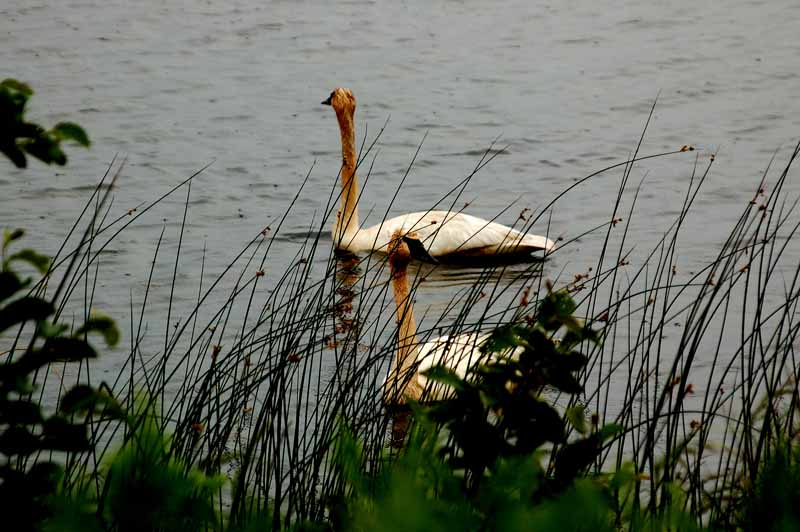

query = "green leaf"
[
  {"left": 0, "top": 296, "right": 54, "bottom": 332},
  {"left": 39, "top": 320, "right": 69, "bottom": 339},
  {"left": 512, "top": 398, "right": 565, "bottom": 450},
  {"left": 41, "top": 417, "right": 91, "bottom": 452},
  {"left": 597, "top": 423, "right": 623, "bottom": 442},
  {"left": 74, "top": 314, "right": 120, "bottom": 347},
  {"left": 423, "top": 365, "right": 466, "bottom": 393},
  {"left": 554, "top": 434, "right": 602, "bottom": 484},
  {"left": 559, "top": 315, "right": 584, "bottom": 334},
  {"left": 0, "top": 143, "right": 27, "bottom": 168},
  {"left": 566, "top": 405, "right": 587, "bottom": 435},
  {"left": 26, "top": 462, "right": 63, "bottom": 495},
  {"left": 537, "top": 290, "right": 579, "bottom": 331},
  {"left": 545, "top": 367, "right": 584, "bottom": 395},
  {"left": 2, "top": 228, "right": 25, "bottom": 252},
  {"left": 5, "top": 248, "right": 51, "bottom": 274},
  {"left": 551, "top": 290, "right": 577, "bottom": 317},
  {"left": 60, "top": 385, "right": 123, "bottom": 417},
  {"left": 0, "top": 399, "right": 44, "bottom": 425},
  {"left": 51, "top": 122, "right": 90, "bottom": 147},
  {"left": 608, "top": 461, "right": 637, "bottom": 492},
  {"left": 562, "top": 327, "right": 599, "bottom": 347},
  {"left": 21, "top": 136, "right": 67, "bottom": 166},
  {"left": 38, "top": 337, "right": 97, "bottom": 362},
  {"left": 480, "top": 324, "right": 524, "bottom": 355},
  {"left": 58, "top": 385, "right": 97, "bottom": 413},
  {"left": 1, "top": 78, "right": 33, "bottom": 96},
  {"left": 424, "top": 396, "right": 477, "bottom": 426},
  {"left": 560, "top": 351, "right": 589, "bottom": 372},
  {"left": 0, "top": 425, "right": 40, "bottom": 456},
  {"left": 0, "top": 270, "right": 27, "bottom": 302},
  {"left": 14, "top": 337, "right": 97, "bottom": 373},
  {"left": 0, "top": 370, "right": 35, "bottom": 395},
  {"left": 0, "top": 89, "right": 27, "bottom": 121},
  {"left": 16, "top": 122, "right": 46, "bottom": 139}
]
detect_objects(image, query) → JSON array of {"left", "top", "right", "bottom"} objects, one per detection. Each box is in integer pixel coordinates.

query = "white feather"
[
  {"left": 410, "top": 332, "right": 521, "bottom": 400},
  {"left": 341, "top": 210, "right": 555, "bottom": 257}
]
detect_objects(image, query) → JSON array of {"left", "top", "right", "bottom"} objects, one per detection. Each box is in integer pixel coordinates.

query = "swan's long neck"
[
  {"left": 387, "top": 259, "right": 423, "bottom": 403},
  {"left": 333, "top": 107, "right": 360, "bottom": 246}
]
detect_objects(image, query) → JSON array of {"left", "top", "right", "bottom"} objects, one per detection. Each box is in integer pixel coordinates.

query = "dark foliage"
[
  {"left": 739, "top": 443, "right": 800, "bottom": 532},
  {"left": 0, "top": 78, "right": 89, "bottom": 168},
  {"left": 0, "top": 230, "right": 121, "bottom": 531},
  {"left": 422, "top": 289, "right": 619, "bottom": 498}
]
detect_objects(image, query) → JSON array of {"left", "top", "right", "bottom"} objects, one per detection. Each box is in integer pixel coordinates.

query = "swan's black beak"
[
  {"left": 403, "top": 236, "right": 438, "bottom": 264},
  {"left": 321, "top": 95, "right": 332, "bottom": 105}
]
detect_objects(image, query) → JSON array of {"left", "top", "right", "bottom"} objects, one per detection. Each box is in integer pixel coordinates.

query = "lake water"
[{"left": 2, "top": 1, "right": 800, "bottom": 420}]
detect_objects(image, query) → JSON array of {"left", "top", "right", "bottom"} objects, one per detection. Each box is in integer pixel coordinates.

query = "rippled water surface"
[{"left": 2, "top": 1, "right": 800, "bottom": 391}]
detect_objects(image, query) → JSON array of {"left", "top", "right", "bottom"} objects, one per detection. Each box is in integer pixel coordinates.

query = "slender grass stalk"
[{"left": 14, "top": 111, "right": 800, "bottom": 530}]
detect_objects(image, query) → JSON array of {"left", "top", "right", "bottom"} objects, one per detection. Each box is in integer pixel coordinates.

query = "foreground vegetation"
[{"left": 3, "top": 79, "right": 800, "bottom": 530}]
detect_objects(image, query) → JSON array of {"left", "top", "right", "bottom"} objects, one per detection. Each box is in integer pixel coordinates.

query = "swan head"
[
  {"left": 322, "top": 87, "right": 356, "bottom": 114},
  {"left": 388, "top": 230, "right": 438, "bottom": 270},
  {"left": 388, "top": 230, "right": 413, "bottom": 270}
]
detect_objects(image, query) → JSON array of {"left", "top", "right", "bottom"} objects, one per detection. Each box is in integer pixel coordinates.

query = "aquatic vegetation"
[
  {"left": 0, "top": 78, "right": 89, "bottom": 168},
  {"left": 0, "top": 229, "right": 121, "bottom": 532},
  {"left": 4, "top": 81, "right": 800, "bottom": 529}
]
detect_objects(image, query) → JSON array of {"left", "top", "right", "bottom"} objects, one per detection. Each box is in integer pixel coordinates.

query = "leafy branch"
[{"left": 0, "top": 78, "right": 90, "bottom": 168}]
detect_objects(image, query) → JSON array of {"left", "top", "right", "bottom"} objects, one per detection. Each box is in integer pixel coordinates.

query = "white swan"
[
  {"left": 382, "top": 230, "right": 522, "bottom": 405},
  {"left": 322, "top": 88, "right": 556, "bottom": 260}
]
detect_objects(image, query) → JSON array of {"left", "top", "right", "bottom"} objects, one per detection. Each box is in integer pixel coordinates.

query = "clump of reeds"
[{"left": 14, "top": 111, "right": 800, "bottom": 529}]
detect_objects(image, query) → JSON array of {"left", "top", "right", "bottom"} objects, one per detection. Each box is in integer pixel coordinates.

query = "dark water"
[{"left": 2, "top": 1, "right": 800, "bottom": 399}]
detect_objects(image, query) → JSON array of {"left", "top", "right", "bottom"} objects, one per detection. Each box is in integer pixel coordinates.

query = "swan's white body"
[
  {"left": 390, "top": 331, "right": 521, "bottom": 401},
  {"left": 323, "top": 87, "right": 556, "bottom": 259},
  {"left": 338, "top": 210, "right": 555, "bottom": 257}
]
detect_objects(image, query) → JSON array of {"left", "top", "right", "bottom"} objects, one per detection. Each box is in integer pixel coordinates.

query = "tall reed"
[{"left": 13, "top": 116, "right": 800, "bottom": 528}]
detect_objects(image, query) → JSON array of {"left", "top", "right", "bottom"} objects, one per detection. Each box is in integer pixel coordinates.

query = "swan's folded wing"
[
  {"left": 409, "top": 211, "right": 555, "bottom": 256},
  {"left": 361, "top": 211, "right": 554, "bottom": 256}
]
